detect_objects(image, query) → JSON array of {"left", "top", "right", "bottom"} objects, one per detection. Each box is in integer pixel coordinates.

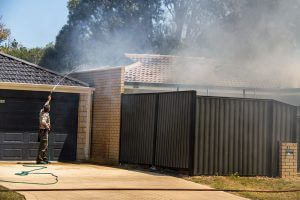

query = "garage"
[
  {"left": 0, "top": 52, "right": 93, "bottom": 161},
  {"left": 0, "top": 90, "right": 79, "bottom": 161}
]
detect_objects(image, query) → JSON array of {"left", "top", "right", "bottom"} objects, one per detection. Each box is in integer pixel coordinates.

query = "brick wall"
[
  {"left": 279, "top": 142, "right": 298, "bottom": 178},
  {"left": 72, "top": 67, "right": 125, "bottom": 164},
  {"left": 76, "top": 93, "right": 92, "bottom": 160}
]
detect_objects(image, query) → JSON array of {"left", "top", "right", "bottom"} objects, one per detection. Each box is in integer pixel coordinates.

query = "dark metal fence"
[
  {"left": 119, "top": 94, "right": 157, "bottom": 165},
  {"left": 120, "top": 91, "right": 299, "bottom": 176},
  {"left": 296, "top": 107, "right": 300, "bottom": 172},
  {"left": 270, "top": 101, "right": 297, "bottom": 176},
  {"left": 119, "top": 91, "right": 196, "bottom": 171},
  {"left": 193, "top": 96, "right": 297, "bottom": 177},
  {"left": 155, "top": 92, "right": 196, "bottom": 169}
]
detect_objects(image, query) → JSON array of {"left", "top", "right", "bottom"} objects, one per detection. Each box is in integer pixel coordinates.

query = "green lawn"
[
  {"left": 186, "top": 175, "right": 300, "bottom": 200},
  {"left": 0, "top": 185, "right": 25, "bottom": 200}
]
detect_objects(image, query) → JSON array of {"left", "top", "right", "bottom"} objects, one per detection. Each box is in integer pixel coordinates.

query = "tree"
[
  {"left": 1, "top": 39, "right": 46, "bottom": 64},
  {"left": 40, "top": 0, "right": 300, "bottom": 71},
  {"left": 163, "top": 0, "right": 232, "bottom": 49},
  {"left": 0, "top": 16, "right": 10, "bottom": 44},
  {"left": 40, "top": 0, "right": 164, "bottom": 72},
  {"left": 0, "top": 17, "right": 45, "bottom": 64},
  {"left": 163, "top": 0, "right": 300, "bottom": 60}
]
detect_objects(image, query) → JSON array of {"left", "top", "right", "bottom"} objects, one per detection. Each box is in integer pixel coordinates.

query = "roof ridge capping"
[
  {"left": 125, "top": 53, "right": 217, "bottom": 62},
  {"left": 125, "top": 53, "right": 176, "bottom": 58},
  {"left": 72, "top": 65, "right": 124, "bottom": 74},
  {"left": 0, "top": 51, "right": 89, "bottom": 87}
]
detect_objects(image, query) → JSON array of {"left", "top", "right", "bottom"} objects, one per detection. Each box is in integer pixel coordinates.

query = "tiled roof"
[
  {"left": 0, "top": 52, "right": 87, "bottom": 86},
  {"left": 125, "top": 53, "right": 281, "bottom": 89},
  {"left": 125, "top": 54, "right": 174, "bottom": 84}
]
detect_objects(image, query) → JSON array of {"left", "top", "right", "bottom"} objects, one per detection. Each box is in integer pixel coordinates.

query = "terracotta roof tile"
[{"left": 124, "top": 53, "right": 281, "bottom": 89}]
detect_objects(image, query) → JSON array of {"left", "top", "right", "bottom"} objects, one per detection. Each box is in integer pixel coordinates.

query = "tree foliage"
[
  {"left": 39, "top": 0, "right": 300, "bottom": 71},
  {"left": 40, "top": 0, "right": 164, "bottom": 72},
  {"left": 163, "top": 0, "right": 300, "bottom": 58},
  {"left": 0, "top": 17, "right": 46, "bottom": 64},
  {"left": 0, "top": 16, "right": 10, "bottom": 44},
  {"left": 0, "top": 40, "right": 47, "bottom": 64}
]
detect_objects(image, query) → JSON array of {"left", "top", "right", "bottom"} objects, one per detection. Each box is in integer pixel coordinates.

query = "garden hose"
[
  {"left": 0, "top": 165, "right": 298, "bottom": 193},
  {"left": 0, "top": 164, "right": 58, "bottom": 185}
]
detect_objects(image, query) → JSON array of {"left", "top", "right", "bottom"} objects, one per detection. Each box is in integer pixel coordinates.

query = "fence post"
[
  {"left": 152, "top": 94, "right": 159, "bottom": 167},
  {"left": 118, "top": 93, "right": 124, "bottom": 164},
  {"left": 279, "top": 142, "right": 298, "bottom": 178},
  {"left": 189, "top": 91, "right": 197, "bottom": 175}
]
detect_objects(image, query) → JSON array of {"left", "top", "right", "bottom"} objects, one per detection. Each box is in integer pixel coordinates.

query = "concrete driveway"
[{"left": 0, "top": 162, "right": 247, "bottom": 200}]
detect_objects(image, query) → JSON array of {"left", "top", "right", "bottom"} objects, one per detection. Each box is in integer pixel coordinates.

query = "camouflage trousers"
[{"left": 37, "top": 129, "right": 49, "bottom": 162}]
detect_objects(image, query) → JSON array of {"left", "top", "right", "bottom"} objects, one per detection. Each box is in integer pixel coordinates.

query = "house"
[
  {"left": 2, "top": 50, "right": 296, "bottom": 168},
  {"left": 0, "top": 52, "right": 93, "bottom": 161},
  {"left": 69, "top": 53, "right": 300, "bottom": 165},
  {"left": 124, "top": 53, "right": 300, "bottom": 106}
]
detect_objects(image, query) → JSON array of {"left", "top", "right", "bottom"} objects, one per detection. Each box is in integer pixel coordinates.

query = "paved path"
[{"left": 0, "top": 162, "right": 247, "bottom": 200}]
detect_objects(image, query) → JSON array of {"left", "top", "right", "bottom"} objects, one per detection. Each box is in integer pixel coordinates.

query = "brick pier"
[{"left": 279, "top": 142, "right": 298, "bottom": 178}]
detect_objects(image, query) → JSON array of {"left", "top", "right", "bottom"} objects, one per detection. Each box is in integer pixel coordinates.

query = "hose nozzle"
[{"left": 15, "top": 171, "right": 29, "bottom": 176}]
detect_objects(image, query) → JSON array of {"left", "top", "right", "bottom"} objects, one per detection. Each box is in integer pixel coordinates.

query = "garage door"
[{"left": 0, "top": 90, "right": 79, "bottom": 161}]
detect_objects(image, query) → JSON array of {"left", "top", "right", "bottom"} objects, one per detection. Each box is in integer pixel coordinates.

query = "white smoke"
[{"left": 171, "top": 0, "right": 300, "bottom": 88}]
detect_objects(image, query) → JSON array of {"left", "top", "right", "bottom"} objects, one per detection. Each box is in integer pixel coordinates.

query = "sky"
[{"left": 0, "top": 0, "right": 68, "bottom": 48}]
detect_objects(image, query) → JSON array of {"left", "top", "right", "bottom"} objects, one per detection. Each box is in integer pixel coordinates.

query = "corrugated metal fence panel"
[
  {"left": 296, "top": 107, "right": 300, "bottom": 172},
  {"left": 119, "top": 94, "right": 157, "bottom": 165},
  {"left": 194, "top": 97, "right": 297, "bottom": 176},
  {"left": 243, "top": 99, "right": 272, "bottom": 176},
  {"left": 120, "top": 91, "right": 298, "bottom": 176},
  {"left": 155, "top": 91, "right": 196, "bottom": 169},
  {"left": 194, "top": 97, "right": 273, "bottom": 176},
  {"left": 270, "top": 101, "right": 297, "bottom": 176}
]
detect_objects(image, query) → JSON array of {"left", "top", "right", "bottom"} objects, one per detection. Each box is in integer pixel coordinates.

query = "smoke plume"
[{"left": 171, "top": 0, "right": 300, "bottom": 88}]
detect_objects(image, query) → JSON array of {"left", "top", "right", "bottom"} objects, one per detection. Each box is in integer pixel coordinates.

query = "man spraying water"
[
  {"left": 35, "top": 66, "right": 81, "bottom": 164},
  {"left": 36, "top": 95, "right": 52, "bottom": 164},
  {"left": 35, "top": 68, "right": 68, "bottom": 164}
]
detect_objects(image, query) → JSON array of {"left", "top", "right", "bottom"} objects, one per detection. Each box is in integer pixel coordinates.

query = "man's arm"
[{"left": 44, "top": 95, "right": 51, "bottom": 106}]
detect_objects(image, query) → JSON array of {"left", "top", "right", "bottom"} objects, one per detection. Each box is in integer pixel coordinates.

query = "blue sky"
[{"left": 0, "top": 0, "right": 68, "bottom": 48}]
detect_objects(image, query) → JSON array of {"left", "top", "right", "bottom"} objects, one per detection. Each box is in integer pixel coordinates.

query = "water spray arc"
[
  {"left": 46, "top": 66, "right": 82, "bottom": 162},
  {"left": 50, "top": 66, "right": 82, "bottom": 94}
]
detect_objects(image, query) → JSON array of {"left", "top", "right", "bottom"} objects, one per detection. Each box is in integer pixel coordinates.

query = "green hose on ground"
[{"left": 0, "top": 165, "right": 58, "bottom": 185}]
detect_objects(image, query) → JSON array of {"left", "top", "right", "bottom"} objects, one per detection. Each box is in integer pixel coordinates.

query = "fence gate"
[{"left": 119, "top": 91, "right": 196, "bottom": 172}]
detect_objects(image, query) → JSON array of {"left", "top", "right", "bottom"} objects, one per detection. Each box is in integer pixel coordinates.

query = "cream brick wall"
[
  {"left": 279, "top": 142, "right": 298, "bottom": 178},
  {"left": 72, "top": 67, "right": 125, "bottom": 164},
  {"left": 76, "top": 93, "right": 92, "bottom": 160}
]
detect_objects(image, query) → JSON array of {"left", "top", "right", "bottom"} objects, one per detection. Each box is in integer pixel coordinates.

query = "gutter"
[
  {"left": 0, "top": 82, "right": 94, "bottom": 94},
  {"left": 125, "top": 82, "right": 300, "bottom": 94}
]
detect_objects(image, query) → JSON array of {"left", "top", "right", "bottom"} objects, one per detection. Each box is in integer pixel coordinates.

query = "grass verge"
[
  {"left": 0, "top": 185, "right": 25, "bottom": 200},
  {"left": 186, "top": 175, "right": 300, "bottom": 200}
]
